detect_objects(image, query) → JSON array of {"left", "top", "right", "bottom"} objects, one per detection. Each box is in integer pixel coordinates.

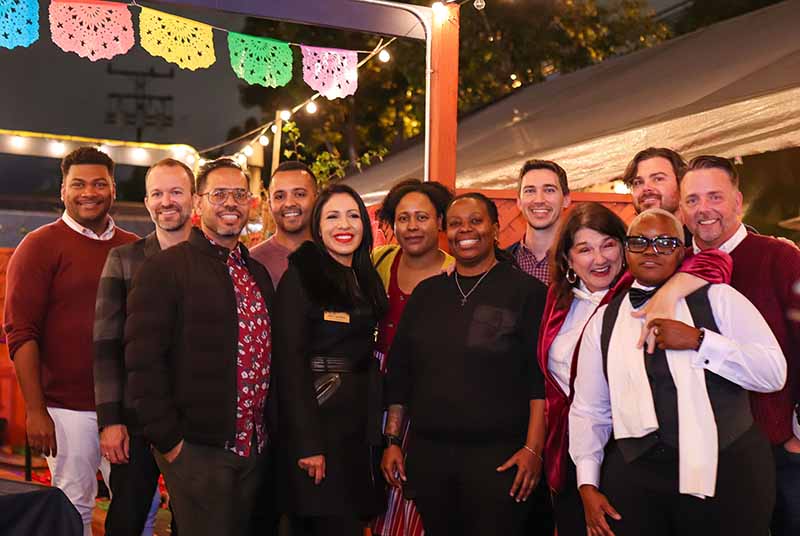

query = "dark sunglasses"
[{"left": 625, "top": 235, "right": 682, "bottom": 255}]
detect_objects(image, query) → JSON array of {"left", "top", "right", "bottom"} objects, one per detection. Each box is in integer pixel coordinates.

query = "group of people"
[{"left": 2, "top": 144, "right": 798, "bottom": 536}]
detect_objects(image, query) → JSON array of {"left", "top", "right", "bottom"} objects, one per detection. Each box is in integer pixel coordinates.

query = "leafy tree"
[{"left": 225, "top": 0, "right": 669, "bottom": 174}]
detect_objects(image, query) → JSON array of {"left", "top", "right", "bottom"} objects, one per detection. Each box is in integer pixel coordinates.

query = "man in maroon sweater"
[
  {"left": 3, "top": 147, "right": 138, "bottom": 536},
  {"left": 680, "top": 155, "right": 800, "bottom": 536}
]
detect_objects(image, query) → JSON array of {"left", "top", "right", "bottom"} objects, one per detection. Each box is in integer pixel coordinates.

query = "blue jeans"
[{"left": 772, "top": 445, "right": 800, "bottom": 536}]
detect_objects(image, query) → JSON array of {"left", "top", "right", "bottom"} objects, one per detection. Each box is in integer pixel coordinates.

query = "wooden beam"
[{"left": 428, "top": 3, "right": 460, "bottom": 190}]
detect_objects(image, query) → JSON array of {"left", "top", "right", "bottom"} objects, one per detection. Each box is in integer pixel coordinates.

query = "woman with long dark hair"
[
  {"left": 273, "top": 184, "right": 388, "bottom": 535},
  {"left": 381, "top": 193, "right": 547, "bottom": 536},
  {"left": 371, "top": 179, "right": 454, "bottom": 536},
  {"left": 538, "top": 203, "right": 734, "bottom": 536}
]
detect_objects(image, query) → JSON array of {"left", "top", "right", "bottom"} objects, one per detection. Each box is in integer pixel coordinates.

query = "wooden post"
[
  {"left": 271, "top": 110, "right": 284, "bottom": 175},
  {"left": 428, "top": 2, "right": 460, "bottom": 191}
]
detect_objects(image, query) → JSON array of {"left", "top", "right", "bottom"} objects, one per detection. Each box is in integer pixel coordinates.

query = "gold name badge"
[{"left": 323, "top": 311, "right": 351, "bottom": 324}]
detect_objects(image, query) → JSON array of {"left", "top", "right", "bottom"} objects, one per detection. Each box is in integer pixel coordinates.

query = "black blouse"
[{"left": 385, "top": 261, "right": 547, "bottom": 443}]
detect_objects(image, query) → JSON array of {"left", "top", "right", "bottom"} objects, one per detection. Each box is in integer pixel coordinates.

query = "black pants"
[
  {"left": 602, "top": 425, "right": 775, "bottom": 536},
  {"left": 772, "top": 444, "right": 800, "bottom": 536},
  {"left": 288, "top": 515, "right": 364, "bottom": 536},
  {"left": 105, "top": 434, "right": 163, "bottom": 536},
  {"left": 551, "top": 460, "right": 586, "bottom": 536},
  {"left": 155, "top": 441, "right": 266, "bottom": 536},
  {"left": 406, "top": 436, "right": 530, "bottom": 536}
]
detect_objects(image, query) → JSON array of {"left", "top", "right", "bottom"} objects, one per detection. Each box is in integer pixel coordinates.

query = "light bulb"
[
  {"left": 613, "top": 181, "right": 630, "bottom": 195},
  {"left": 49, "top": 141, "right": 66, "bottom": 156},
  {"left": 258, "top": 135, "right": 270, "bottom": 146},
  {"left": 432, "top": 2, "right": 447, "bottom": 22},
  {"left": 279, "top": 110, "right": 292, "bottom": 121},
  {"left": 132, "top": 147, "right": 148, "bottom": 162},
  {"left": 305, "top": 101, "right": 318, "bottom": 114},
  {"left": 474, "top": 0, "right": 486, "bottom": 10},
  {"left": 243, "top": 145, "right": 254, "bottom": 157},
  {"left": 378, "top": 49, "right": 391, "bottom": 63},
  {"left": 271, "top": 125, "right": 278, "bottom": 134}
]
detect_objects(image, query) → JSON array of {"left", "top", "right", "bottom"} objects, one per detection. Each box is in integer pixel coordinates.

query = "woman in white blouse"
[{"left": 537, "top": 203, "right": 732, "bottom": 536}]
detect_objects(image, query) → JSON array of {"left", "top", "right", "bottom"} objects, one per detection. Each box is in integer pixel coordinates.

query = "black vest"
[{"left": 600, "top": 285, "right": 753, "bottom": 463}]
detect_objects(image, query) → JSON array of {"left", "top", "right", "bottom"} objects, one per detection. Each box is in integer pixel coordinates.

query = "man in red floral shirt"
[{"left": 125, "top": 158, "right": 275, "bottom": 536}]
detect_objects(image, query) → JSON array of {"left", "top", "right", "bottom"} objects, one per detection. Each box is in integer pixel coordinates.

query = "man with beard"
[
  {"left": 508, "top": 159, "right": 572, "bottom": 285},
  {"left": 621, "top": 147, "right": 692, "bottom": 244},
  {"left": 125, "top": 158, "right": 275, "bottom": 536},
  {"left": 94, "top": 158, "right": 194, "bottom": 535},
  {"left": 3, "top": 146, "right": 138, "bottom": 536},
  {"left": 251, "top": 161, "right": 318, "bottom": 285},
  {"left": 680, "top": 155, "right": 800, "bottom": 536}
]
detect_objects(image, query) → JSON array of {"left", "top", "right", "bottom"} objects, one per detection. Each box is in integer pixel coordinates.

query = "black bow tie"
[{"left": 629, "top": 287, "right": 659, "bottom": 309}]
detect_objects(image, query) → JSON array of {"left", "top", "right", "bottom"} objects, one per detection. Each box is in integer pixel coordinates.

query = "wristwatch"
[{"left": 384, "top": 434, "right": 402, "bottom": 449}]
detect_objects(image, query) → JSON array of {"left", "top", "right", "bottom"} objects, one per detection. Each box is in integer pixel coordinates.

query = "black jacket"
[
  {"left": 125, "top": 228, "right": 275, "bottom": 453},
  {"left": 273, "top": 241, "right": 384, "bottom": 517}
]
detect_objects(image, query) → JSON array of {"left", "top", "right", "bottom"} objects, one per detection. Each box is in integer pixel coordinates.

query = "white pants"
[{"left": 46, "top": 407, "right": 111, "bottom": 536}]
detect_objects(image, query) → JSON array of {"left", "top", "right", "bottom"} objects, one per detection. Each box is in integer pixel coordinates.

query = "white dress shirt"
[
  {"left": 62, "top": 210, "right": 116, "bottom": 241},
  {"left": 692, "top": 223, "right": 747, "bottom": 255},
  {"left": 548, "top": 283, "right": 608, "bottom": 396},
  {"left": 569, "top": 282, "right": 786, "bottom": 493}
]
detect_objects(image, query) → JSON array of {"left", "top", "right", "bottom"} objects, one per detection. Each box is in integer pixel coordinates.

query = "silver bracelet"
[{"left": 522, "top": 444, "right": 543, "bottom": 461}]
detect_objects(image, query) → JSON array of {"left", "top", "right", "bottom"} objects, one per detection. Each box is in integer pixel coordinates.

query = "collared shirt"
[
  {"left": 548, "top": 282, "right": 608, "bottom": 396},
  {"left": 514, "top": 241, "right": 551, "bottom": 285},
  {"left": 225, "top": 243, "right": 272, "bottom": 457},
  {"left": 62, "top": 210, "right": 116, "bottom": 241},
  {"left": 692, "top": 223, "right": 747, "bottom": 255},
  {"left": 569, "top": 281, "right": 786, "bottom": 489}
]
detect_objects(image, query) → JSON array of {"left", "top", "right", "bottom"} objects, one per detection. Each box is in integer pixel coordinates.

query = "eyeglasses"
[
  {"left": 625, "top": 235, "right": 682, "bottom": 255},
  {"left": 200, "top": 188, "right": 252, "bottom": 205}
]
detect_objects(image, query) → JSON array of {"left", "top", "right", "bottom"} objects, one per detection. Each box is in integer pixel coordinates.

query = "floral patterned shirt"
[{"left": 226, "top": 245, "right": 271, "bottom": 457}]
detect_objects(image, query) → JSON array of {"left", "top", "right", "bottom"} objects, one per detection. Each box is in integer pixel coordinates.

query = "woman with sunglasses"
[
  {"left": 570, "top": 208, "right": 785, "bottom": 536},
  {"left": 272, "top": 184, "right": 388, "bottom": 536},
  {"left": 371, "top": 179, "right": 454, "bottom": 536},
  {"left": 539, "top": 203, "right": 734, "bottom": 536},
  {"left": 382, "top": 193, "right": 547, "bottom": 536}
]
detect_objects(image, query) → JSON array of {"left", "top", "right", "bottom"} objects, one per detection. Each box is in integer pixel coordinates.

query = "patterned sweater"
[{"left": 93, "top": 232, "right": 161, "bottom": 431}]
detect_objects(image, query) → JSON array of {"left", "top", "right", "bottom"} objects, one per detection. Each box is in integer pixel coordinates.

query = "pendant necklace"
[{"left": 455, "top": 262, "right": 496, "bottom": 306}]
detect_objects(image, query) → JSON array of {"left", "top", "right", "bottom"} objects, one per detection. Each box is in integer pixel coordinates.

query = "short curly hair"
[
  {"left": 61, "top": 146, "right": 114, "bottom": 178},
  {"left": 376, "top": 179, "right": 453, "bottom": 227}
]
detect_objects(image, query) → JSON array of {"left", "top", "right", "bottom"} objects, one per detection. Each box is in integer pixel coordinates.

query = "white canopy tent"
[{"left": 345, "top": 0, "right": 800, "bottom": 201}]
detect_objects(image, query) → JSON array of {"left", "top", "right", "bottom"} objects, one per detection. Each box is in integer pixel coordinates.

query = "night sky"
[{"left": 0, "top": 1, "right": 271, "bottom": 198}]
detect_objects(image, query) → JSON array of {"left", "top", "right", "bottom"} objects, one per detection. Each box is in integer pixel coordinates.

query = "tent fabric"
[{"left": 345, "top": 0, "right": 800, "bottom": 198}]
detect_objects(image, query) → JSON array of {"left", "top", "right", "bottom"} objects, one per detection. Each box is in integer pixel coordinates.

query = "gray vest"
[{"left": 600, "top": 285, "right": 753, "bottom": 463}]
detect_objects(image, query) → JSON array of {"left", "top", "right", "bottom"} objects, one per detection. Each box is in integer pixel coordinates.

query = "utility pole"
[{"left": 105, "top": 65, "right": 175, "bottom": 142}]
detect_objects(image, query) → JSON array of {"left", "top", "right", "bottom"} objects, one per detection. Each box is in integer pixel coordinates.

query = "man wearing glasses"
[
  {"left": 571, "top": 208, "right": 785, "bottom": 536},
  {"left": 125, "top": 158, "right": 276, "bottom": 536}
]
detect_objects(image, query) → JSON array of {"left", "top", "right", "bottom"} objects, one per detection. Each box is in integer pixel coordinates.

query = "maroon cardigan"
[
  {"left": 729, "top": 233, "right": 800, "bottom": 445},
  {"left": 537, "top": 248, "right": 733, "bottom": 494}
]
